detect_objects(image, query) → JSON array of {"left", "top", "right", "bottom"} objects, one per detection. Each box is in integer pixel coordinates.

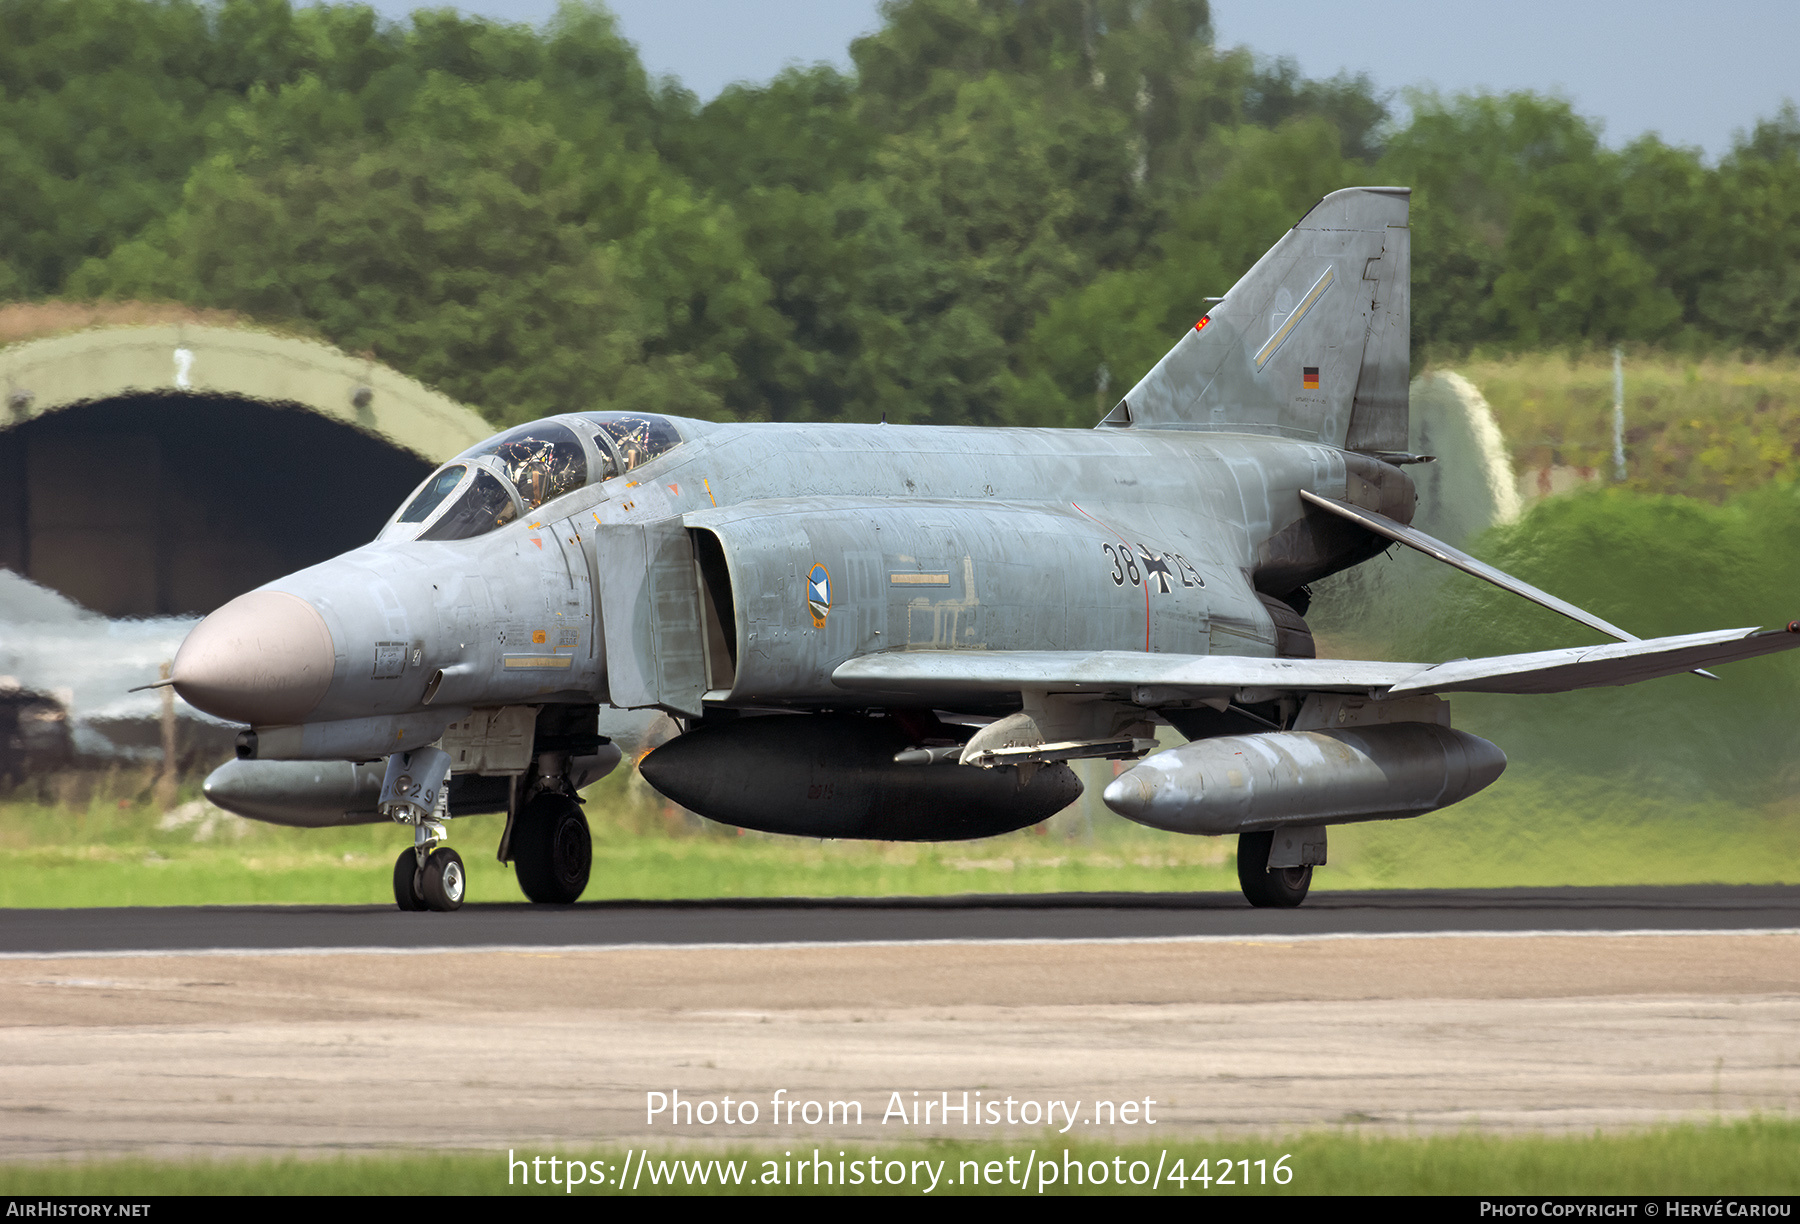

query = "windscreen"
[
  {"left": 419, "top": 469, "right": 519, "bottom": 541},
  {"left": 397, "top": 464, "right": 467, "bottom": 523}
]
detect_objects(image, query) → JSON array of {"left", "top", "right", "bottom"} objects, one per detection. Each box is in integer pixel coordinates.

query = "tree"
[
  {"left": 1022, "top": 116, "right": 1361, "bottom": 424},
  {"left": 74, "top": 76, "right": 733, "bottom": 423}
]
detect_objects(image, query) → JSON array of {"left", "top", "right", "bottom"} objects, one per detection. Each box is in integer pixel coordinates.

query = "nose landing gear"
[
  {"left": 391, "top": 826, "right": 466, "bottom": 911},
  {"left": 390, "top": 818, "right": 467, "bottom": 912},
  {"left": 381, "top": 746, "right": 464, "bottom": 912}
]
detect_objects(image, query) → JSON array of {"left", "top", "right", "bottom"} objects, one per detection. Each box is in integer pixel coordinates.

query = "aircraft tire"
[
  {"left": 392, "top": 848, "right": 428, "bottom": 911},
  {"left": 512, "top": 794, "right": 591, "bottom": 905},
  {"left": 1236, "top": 830, "right": 1311, "bottom": 908},
  {"left": 421, "top": 846, "right": 466, "bottom": 912}
]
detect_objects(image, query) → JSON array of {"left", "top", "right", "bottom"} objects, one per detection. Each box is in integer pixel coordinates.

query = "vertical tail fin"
[{"left": 1104, "top": 186, "right": 1410, "bottom": 452}]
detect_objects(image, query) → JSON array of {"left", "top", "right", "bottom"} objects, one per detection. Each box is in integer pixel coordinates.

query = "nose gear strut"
[{"left": 380, "top": 746, "right": 463, "bottom": 912}]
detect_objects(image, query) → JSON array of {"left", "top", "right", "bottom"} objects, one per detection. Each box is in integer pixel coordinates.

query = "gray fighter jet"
[{"left": 175, "top": 187, "right": 1800, "bottom": 911}]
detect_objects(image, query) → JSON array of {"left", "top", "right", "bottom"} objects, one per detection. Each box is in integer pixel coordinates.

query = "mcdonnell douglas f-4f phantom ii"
[{"left": 173, "top": 186, "right": 1800, "bottom": 911}]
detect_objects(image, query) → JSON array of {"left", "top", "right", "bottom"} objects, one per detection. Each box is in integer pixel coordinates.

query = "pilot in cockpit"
[{"left": 492, "top": 435, "right": 583, "bottom": 512}]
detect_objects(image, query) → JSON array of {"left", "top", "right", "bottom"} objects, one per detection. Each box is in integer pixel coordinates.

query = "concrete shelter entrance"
[{"left": 0, "top": 318, "right": 498, "bottom": 616}]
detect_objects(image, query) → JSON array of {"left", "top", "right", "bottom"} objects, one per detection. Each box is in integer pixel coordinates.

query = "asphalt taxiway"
[{"left": 3, "top": 884, "right": 1797, "bottom": 956}]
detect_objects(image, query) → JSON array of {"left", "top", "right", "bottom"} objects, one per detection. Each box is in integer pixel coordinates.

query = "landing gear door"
[{"left": 595, "top": 520, "right": 706, "bottom": 717}]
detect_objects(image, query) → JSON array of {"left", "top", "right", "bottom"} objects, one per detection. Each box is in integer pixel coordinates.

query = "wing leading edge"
[{"left": 832, "top": 623, "right": 1800, "bottom": 703}]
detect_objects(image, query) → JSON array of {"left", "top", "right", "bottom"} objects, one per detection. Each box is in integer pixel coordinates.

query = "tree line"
[{"left": 3, "top": 0, "right": 1796, "bottom": 427}]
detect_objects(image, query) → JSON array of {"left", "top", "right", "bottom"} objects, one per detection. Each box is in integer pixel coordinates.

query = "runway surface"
[
  {"left": 8, "top": 887, "right": 1797, "bottom": 1157},
  {"left": 3, "top": 885, "right": 1797, "bottom": 955},
  {"left": 7, "top": 931, "right": 1799, "bottom": 1157}
]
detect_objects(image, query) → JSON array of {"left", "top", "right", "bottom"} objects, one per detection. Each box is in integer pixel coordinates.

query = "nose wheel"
[
  {"left": 421, "top": 846, "right": 465, "bottom": 910},
  {"left": 393, "top": 848, "right": 428, "bottom": 911},
  {"left": 393, "top": 844, "right": 465, "bottom": 911}
]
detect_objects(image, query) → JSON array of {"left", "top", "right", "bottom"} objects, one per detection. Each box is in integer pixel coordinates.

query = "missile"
[
  {"left": 1102, "top": 722, "right": 1505, "bottom": 835},
  {"left": 203, "top": 745, "right": 622, "bottom": 828},
  {"left": 203, "top": 759, "right": 390, "bottom": 827},
  {"left": 639, "top": 714, "right": 1082, "bottom": 840}
]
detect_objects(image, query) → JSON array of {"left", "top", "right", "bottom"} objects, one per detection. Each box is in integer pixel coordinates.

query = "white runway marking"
[{"left": 4, "top": 925, "right": 1798, "bottom": 960}]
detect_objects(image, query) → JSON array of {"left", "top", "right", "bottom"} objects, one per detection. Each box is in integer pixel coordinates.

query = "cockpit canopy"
[
  {"left": 380, "top": 412, "right": 687, "bottom": 543},
  {"left": 587, "top": 413, "right": 681, "bottom": 475}
]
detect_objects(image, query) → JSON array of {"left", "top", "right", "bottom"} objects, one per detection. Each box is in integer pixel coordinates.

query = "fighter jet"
[{"left": 174, "top": 187, "right": 1800, "bottom": 911}]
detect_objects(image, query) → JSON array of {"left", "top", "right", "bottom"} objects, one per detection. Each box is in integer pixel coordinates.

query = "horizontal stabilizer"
[
  {"left": 1300, "top": 490, "right": 1640, "bottom": 643},
  {"left": 833, "top": 622, "right": 1800, "bottom": 704}
]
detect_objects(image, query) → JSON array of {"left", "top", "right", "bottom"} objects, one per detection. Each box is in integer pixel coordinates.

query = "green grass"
[
  {"left": 3, "top": 1120, "right": 1796, "bottom": 1194},
  {"left": 3, "top": 760, "right": 1795, "bottom": 908},
  {"left": 1452, "top": 349, "right": 1800, "bottom": 502}
]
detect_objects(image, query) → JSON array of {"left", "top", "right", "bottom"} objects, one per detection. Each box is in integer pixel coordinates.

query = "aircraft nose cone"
[{"left": 172, "top": 591, "right": 335, "bottom": 725}]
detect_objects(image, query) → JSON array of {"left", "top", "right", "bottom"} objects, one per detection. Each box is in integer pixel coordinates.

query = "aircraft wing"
[
  {"left": 831, "top": 624, "right": 1800, "bottom": 702},
  {"left": 833, "top": 651, "right": 1422, "bottom": 700},
  {"left": 1386, "top": 625, "right": 1800, "bottom": 695}
]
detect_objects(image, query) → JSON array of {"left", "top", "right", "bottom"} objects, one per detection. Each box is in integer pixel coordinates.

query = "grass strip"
[
  {"left": 1456, "top": 350, "right": 1800, "bottom": 503},
  {"left": 3, "top": 1120, "right": 1796, "bottom": 1195},
  {"left": 2, "top": 765, "right": 1795, "bottom": 908}
]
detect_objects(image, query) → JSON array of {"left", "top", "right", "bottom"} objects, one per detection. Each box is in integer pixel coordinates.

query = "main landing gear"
[
  {"left": 496, "top": 711, "right": 596, "bottom": 905},
  {"left": 510, "top": 791, "right": 591, "bottom": 905},
  {"left": 1236, "top": 829, "right": 1314, "bottom": 908}
]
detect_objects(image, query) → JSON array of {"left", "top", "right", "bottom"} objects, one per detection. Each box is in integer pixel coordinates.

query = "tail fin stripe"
[{"left": 1254, "top": 266, "right": 1335, "bottom": 369}]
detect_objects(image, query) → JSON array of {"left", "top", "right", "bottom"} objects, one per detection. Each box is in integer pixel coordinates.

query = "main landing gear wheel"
[
  {"left": 512, "top": 793, "right": 591, "bottom": 904},
  {"left": 1236, "top": 830, "right": 1312, "bottom": 908},
  {"left": 393, "top": 848, "right": 428, "bottom": 911},
  {"left": 421, "top": 846, "right": 466, "bottom": 912}
]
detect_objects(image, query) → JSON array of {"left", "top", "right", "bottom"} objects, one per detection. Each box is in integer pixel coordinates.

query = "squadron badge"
[{"left": 807, "top": 563, "right": 832, "bottom": 627}]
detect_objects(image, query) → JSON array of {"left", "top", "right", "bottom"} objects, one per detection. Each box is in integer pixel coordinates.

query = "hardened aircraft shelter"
[{"left": 0, "top": 322, "right": 496, "bottom": 617}]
